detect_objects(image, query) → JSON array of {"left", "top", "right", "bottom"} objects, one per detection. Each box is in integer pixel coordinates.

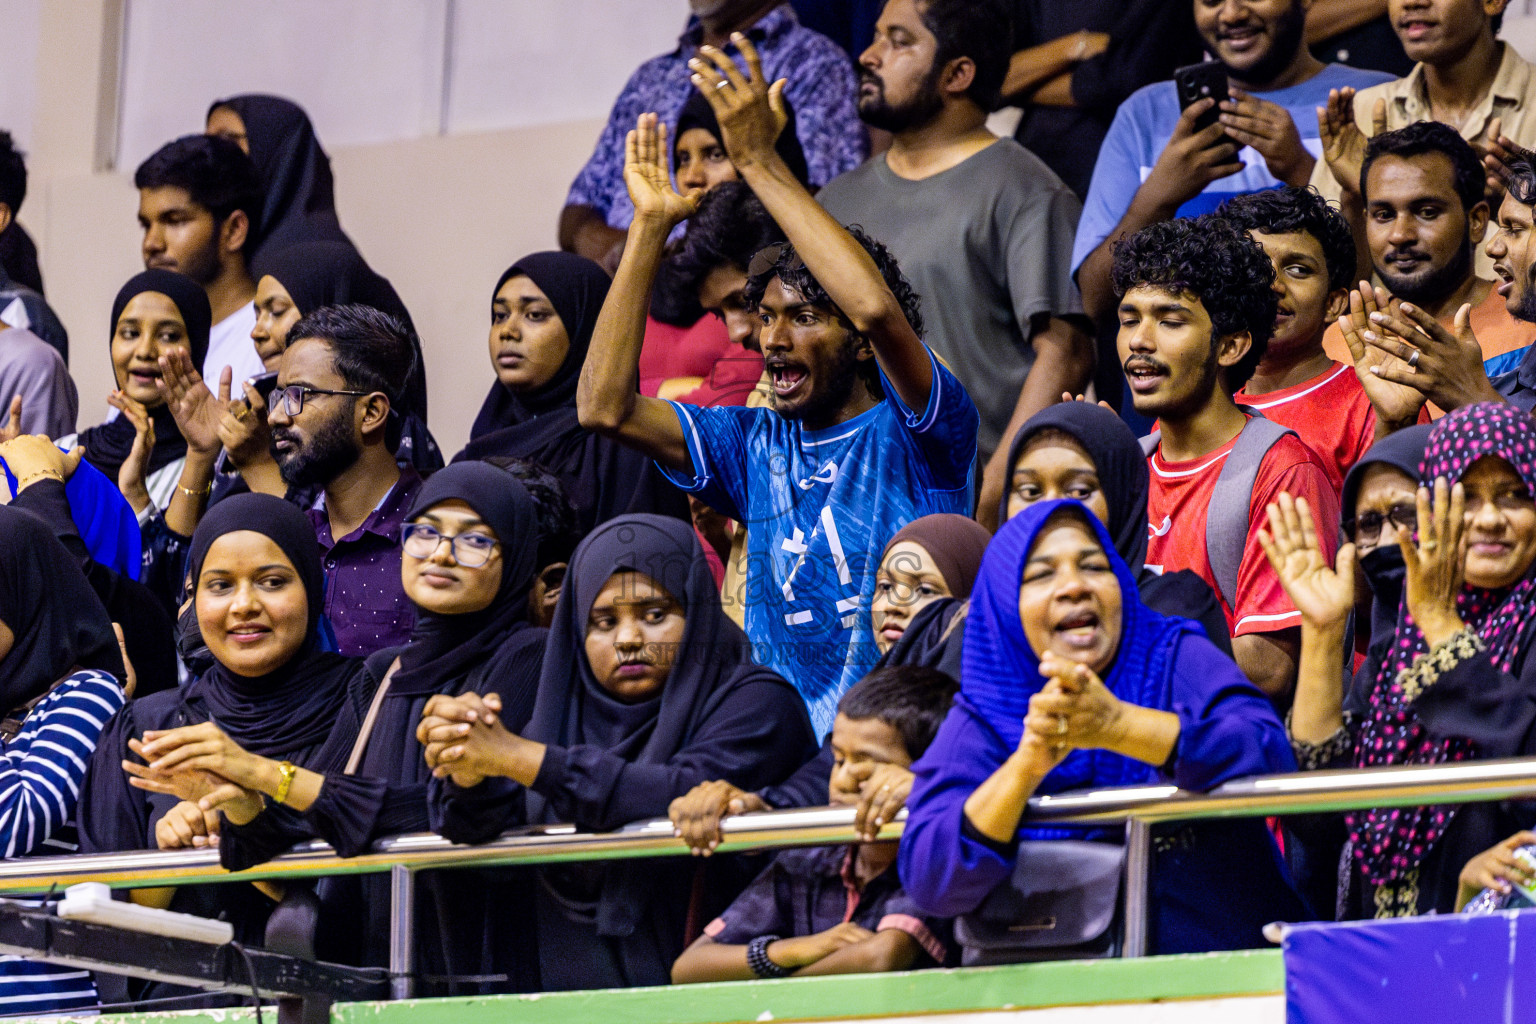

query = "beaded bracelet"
[{"left": 746, "top": 934, "right": 790, "bottom": 978}]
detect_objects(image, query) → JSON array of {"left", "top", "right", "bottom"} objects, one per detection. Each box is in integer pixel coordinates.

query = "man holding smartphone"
[{"left": 1073, "top": 0, "right": 1394, "bottom": 334}]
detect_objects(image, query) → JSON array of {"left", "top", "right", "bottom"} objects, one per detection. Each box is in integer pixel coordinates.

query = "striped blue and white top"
[{"left": 0, "top": 669, "right": 125, "bottom": 1015}]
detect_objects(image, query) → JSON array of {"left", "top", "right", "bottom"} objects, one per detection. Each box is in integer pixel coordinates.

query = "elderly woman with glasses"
[{"left": 1264, "top": 404, "right": 1536, "bottom": 919}]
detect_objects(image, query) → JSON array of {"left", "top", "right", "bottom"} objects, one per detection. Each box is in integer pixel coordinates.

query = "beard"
[
  {"left": 272, "top": 407, "right": 362, "bottom": 488},
  {"left": 169, "top": 239, "right": 222, "bottom": 288},
  {"left": 1514, "top": 277, "right": 1536, "bottom": 325},
  {"left": 778, "top": 338, "right": 865, "bottom": 426},
  {"left": 857, "top": 63, "right": 945, "bottom": 134},
  {"left": 1381, "top": 234, "right": 1474, "bottom": 307},
  {"left": 1207, "top": 0, "right": 1306, "bottom": 85}
]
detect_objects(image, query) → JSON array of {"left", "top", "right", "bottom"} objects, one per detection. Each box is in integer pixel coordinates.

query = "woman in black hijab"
[
  {"left": 63, "top": 269, "right": 212, "bottom": 521},
  {"left": 672, "top": 88, "right": 809, "bottom": 195},
  {"left": 0, "top": 507, "right": 130, "bottom": 1012},
  {"left": 205, "top": 95, "right": 352, "bottom": 271},
  {"left": 148, "top": 463, "right": 547, "bottom": 990},
  {"left": 423, "top": 514, "right": 815, "bottom": 991},
  {"left": 456, "top": 252, "right": 690, "bottom": 536},
  {"left": 78, "top": 493, "right": 365, "bottom": 1008},
  {"left": 1002, "top": 401, "right": 1231, "bottom": 652}
]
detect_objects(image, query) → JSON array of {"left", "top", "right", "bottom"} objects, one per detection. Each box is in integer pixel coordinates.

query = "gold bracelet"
[
  {"left": 177, "top": 481, "right": 213, "bottom": 500},
  {"left": 15, "top": 471, "right": 63, "bottom": 489},
  {"left": 273, "top": 761, "right": 297, "bottom": 805}
]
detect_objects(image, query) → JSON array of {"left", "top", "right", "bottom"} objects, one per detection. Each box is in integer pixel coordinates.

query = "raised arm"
[
  {"left": 690, "top": 36, "right": 934, "bottom": 413},
  {"left": 576, "top": 114, "right": 699, "bottom": 474}
]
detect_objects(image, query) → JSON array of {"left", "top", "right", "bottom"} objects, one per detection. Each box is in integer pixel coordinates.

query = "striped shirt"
[{"left": 0, "top": 670, "right": 125, "bottom": 1014}]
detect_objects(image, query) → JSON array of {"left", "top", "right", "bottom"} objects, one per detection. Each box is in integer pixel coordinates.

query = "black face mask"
[
  {"left": 1360, "top": 544, "right": 1407, "bottom": 598},
  {"left": 175, "top": 601, "right": 215, "bottom": 677}
]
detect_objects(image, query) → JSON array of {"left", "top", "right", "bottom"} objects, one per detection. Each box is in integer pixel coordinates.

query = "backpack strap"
[
  {"left": 344, "top": 657, "right": 401, "bottom": 776},
  {"left": 1206, "top": 415, "right": 1294, "bottom": 613},
  {"left": 1139, "top": 431, "right": 1160, "bottom": 459}
]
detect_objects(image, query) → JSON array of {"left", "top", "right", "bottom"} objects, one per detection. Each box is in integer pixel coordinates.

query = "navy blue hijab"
[{"left": 961, "top": 499, "right": 1202, "bottom": 792}]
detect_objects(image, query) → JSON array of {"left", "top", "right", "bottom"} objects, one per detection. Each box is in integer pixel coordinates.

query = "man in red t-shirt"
[
  {"left": 1224, "top": 186, "right": 1409, "bottom": 495},
  {"left": 1113, "top": 217, "right": 1340, "bottom": 702}
]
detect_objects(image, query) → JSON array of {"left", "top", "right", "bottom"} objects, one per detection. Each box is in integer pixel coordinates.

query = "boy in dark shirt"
[{"left": 671, "top": 665, "right": 957, "bottom": 982}]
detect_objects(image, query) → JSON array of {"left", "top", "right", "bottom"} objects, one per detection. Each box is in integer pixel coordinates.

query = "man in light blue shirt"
[
  {"left": 578, "top": 40, "right": 978, "bottom": 735},
  {"left": 1072, "top": 0, "right": 1393, "bottom": 327}
]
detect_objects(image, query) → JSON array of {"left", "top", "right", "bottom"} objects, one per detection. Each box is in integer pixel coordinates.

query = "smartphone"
[
  {"left": 1173, "top": 62, "right": 1229, "bottom": 136},
  {"left": 250, "top": 374, "right": 279, "bottom": 403}
]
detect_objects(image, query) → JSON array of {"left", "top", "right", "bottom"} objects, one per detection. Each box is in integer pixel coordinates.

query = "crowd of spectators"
[{"left": 7, "top": 0, "right": 1536, "bottom": 1009}]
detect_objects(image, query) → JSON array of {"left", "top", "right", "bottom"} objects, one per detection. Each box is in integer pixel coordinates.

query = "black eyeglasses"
[
  {"left": 1351, "top": 505, "right": 1417, "bottom": 543},
  {"left": 401, "top": 523, "right": 499, "bottom": 567},
  {"left": 274, "top": 384, "right": 371, "bottom": 416}
]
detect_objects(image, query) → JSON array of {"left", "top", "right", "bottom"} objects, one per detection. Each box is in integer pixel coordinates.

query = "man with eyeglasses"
[{"left": 267, "top": 304, "right": 423, "bottom": 656}]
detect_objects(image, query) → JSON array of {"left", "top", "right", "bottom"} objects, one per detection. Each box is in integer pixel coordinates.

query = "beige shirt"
[{"left": 1309, "top": 42, "right": 1536, "bottom": 277}]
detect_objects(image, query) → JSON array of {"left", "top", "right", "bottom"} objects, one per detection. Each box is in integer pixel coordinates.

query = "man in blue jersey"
[
  {"left": 578, "top": 37, "right": 979, "bottom": 736},
  {"left": 1073, "top": 0, "right": 1394, "bottom": 325}
]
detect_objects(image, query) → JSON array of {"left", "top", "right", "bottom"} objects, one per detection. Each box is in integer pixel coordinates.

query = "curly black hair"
[
  {"left": 480, "top": 456, "right": 580, "bottom": 572},
  {"left": 1361, "top": 121, "right": 1485, "bottom": 213},
  {"left": 650, "top": 181, "right": 784, "bottom": 327},
  {"left": 743, "top": 225, "right": 922, "bottom": 394},
  {"left": 838, "top": 665, "right": 958, "bottom": 761},
  {"left": 1502, "top": 139, "right": 1536, "bottom": 207},
  {"left": 1216, "top": 185, "right": 1356, "bottom": 292},
  {"left": 1111, "top": 216, "right": 1278, "bottom": 391}
]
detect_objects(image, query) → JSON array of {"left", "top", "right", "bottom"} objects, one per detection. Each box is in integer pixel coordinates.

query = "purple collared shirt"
[
  {"left": 565, "top": 4, "right": 866, "bottom": 229},
  {"left": 307, "top": 466, "right": 421, "bottom": 657}
]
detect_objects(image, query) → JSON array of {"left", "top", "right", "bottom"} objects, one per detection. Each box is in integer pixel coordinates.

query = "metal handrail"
[
  {"left": 14, "top": 756, "right": 1536, "bottom": 998},
  {"left": 6, "top": 756, "right": 1536, "bottom": 893}
]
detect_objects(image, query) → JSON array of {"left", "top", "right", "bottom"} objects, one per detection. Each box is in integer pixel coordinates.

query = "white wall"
[{"left": 11, "top": 0, "right": 688, "bottom": 453}]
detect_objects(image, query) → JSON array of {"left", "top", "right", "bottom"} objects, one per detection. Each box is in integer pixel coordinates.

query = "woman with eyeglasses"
[
  {"left": 1263, "top": 404, "right": 1536, "bottom": 919},
  {"left": 112, "top": 463, "right": 550, "bottom": 991}
]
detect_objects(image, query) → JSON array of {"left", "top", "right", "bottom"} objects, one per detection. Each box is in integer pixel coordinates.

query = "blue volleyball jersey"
[{"left": 664, "top": 351, "right": 978, "bottom": 735}]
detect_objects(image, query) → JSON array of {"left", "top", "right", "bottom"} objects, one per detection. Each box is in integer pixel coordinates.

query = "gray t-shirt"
[{"left": 818, "top": 138, "right": 1084, "bottom": 453}]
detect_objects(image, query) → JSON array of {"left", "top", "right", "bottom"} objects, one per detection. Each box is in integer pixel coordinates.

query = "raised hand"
[
  {"left": 1258, "top": 492, "right": 1356, "bottom": 630},
  {"left": 1402, "top": 475, "right": 1468, "bottom": 649},
  {"left": 1363, "top": 301, "right": 1502, "bottom": 412},
  {"left": 219, "top": 379, "right": 274, "bottom": 470},
  {"left": 624, "top": 112, "right": 701, "bottom": 229},
  {"left": 1340, "top": 282, "right": 1426, "bottom": 430},
  {"left": 1477, "top": 117, "right": 1517, "bottom": 202},
  {"left": 106, "top": 391, "right": 155, "bottom": 513},
  {"left": 1317, "top": 89, "right": 1386, "bottom": 197},
  {"left": 1221, "top": 89, "right": 1313, "bottom": 185},
  {"left": 688, "top": 34, "right": 789, "bottom": 173},
  {"left": 158, "top": 350, "right": 228, "bottom": 456}
]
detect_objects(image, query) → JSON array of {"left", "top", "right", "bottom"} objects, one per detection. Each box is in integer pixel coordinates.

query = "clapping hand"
[
  {"left": 105, "top": 391, "right": 154, "bottom": 513},
  {"left": 1027, "top": 655, "right": 1125, "bottom": 754},
  {"left": 158, "top": 350, "right": 230, "bottom": 457},
  {"left": 1340, "top": 283, "right": 1425, "bottom": 430},
  {"left": 1362, "top": 301, "right": 1501, "bottom": 412},
  {"left": 1316, "top": 89, "right": 1387, "bottom": 197},
  {"left": 1258, "top": 491, "right": 1356, "bottom": 631}
]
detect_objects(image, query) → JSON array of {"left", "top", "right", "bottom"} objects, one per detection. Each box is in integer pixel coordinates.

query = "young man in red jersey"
[{"left": 1114, "top": 216, "right": 1339, "bottom": 702}]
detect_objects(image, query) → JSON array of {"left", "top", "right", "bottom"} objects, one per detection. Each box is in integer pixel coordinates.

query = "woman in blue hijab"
[{"left": 899, "top": 499, "right": 1308, "bottom": 954}]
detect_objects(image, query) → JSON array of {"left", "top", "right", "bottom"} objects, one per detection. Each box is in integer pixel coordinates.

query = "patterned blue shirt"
[
  {"left": 664, "top": 352, "right": 978, "bottom": 735},
  {"left": 566, "top": 4, "right": 867, "bottom": 229}
]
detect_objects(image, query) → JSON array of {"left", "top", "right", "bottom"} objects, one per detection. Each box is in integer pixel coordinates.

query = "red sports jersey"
[
  {"left": 1147, "top": 423, "right": 1340, "bottom": 637},
  {"left": 1235, "top": 361, "right": 1376, "bottom": 496}
]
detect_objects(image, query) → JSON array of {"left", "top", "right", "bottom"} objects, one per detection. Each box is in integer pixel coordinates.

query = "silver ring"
[
  {"left": 1408, "top": 349, "right": 1421, "bottom": 369},
  {"left": 714, "top": 79, "right": 731, "bottom": 89},
  {"left": 1057, "top": 715, "right": 1068, "bottom": 736}
]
